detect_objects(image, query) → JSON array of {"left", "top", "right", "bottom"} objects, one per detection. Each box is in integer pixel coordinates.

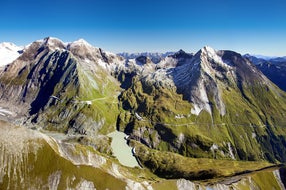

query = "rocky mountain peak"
[
  {"left": 39, "top": 37, "right": 66, "bottom": 51},
  {"left": 170, "top": 49, "right": 193, "bottom": 59},
  {"left": 169, "top": 46, "right": 263, "bottom": 116},
  {"left": 201, "top": 45, "right": 216, "bottom": 54},
  {"left": 135, "top": 55, "right": 153, "bottom": 65},
  {"left": 67, "top": 38, "right": 93, "bottom": 49},
  {"left": 198, "top": 47, "right": 234, "bottom": 78},
  {"left": 32, "top": 37, "right": 96, "bottom": 54}
]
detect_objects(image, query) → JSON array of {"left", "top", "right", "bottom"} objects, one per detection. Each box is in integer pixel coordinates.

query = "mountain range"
[
  {"left": 118, "top": 52, "right": 176, "bottom": 64},
  {"left": 244, "top": 54, "right": 286, "bottom": 91},
  {"left": 0, "top": 37, "right": 286, "bottom": 189}
]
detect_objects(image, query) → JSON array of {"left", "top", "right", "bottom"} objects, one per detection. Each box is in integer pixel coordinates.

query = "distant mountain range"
[
  {"left": 118, "top": 52, "right": 175, "bottom": 63},
  {"left": 243, "top": 54, "right": 286, "bottom": 91},
  {"left": 0, "top": 37, "right": 286, "bottom": 189},
  {"left": 243, "top": 54, "right": 286, "bottom": 64}
]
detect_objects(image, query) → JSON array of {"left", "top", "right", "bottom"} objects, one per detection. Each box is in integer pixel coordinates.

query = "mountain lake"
[{"left": 108, "top": 130, "right": 139, "bottom": 168}]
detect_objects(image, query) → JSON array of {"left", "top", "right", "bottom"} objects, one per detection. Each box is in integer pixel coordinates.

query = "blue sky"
[{"left": 0, "top": 0, "right": 286, "bottom": 56}]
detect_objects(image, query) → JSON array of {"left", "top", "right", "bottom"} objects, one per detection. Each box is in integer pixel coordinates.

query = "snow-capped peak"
[
  {"left": 35, "top": 37, "right": 62, "bottom": 45},
  {"left": 33, "top": 37, "right": 67, "bottom": 52},
  {"left": 201, "top": 46, "right": 217, "bottom": 55},
  {"left": 200, "top": 45, "right": 234, "bottom": 67},
  {"left": 44, "top": 37, "right": 64, "bottom": 43},
  {"left": 33, "top": 37, "right": 94, "bottom": 51},
  {"left": 46, "top": 37, "right": 65, "bottom": 46},
  {"left": 70, "top": 38, "right": 92, "bottom": 47},
  {"left": 170, "top": 49, "right": 193, "bottom": 59},
  {"left": 0, "top": 42, "right": 23, "bottom": 67},
  {"left": 0, "top": 42, "right": 22, "bottom": 52},
  {"left": 66, "top": 38, "right": 97, "bottom": 53}
]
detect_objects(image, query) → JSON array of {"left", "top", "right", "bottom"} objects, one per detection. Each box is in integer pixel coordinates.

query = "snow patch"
[
  {"left": 33, "top": 37, "right": 68, "bottom": 53},
  {"left": 97, "top": 59, "right": 108, "bottom": 70},
  {"left": 0, "top": 42, "right": 23, "bottom": 66},
  {"left": 200, "top": 46, "right": 234, "bottom": 84},
  {"left": 144, "top": 68, "right": 174, "bottom": 88},
  {"left": 156, "top": 56, "right": 178, "bottom": 69},
  {"left": 67, "top": 38, "right": 95, "bottom": 50}
]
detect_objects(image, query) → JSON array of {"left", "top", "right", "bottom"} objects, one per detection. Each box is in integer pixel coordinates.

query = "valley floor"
[{"left": 0, "top": 119, "right": 285, "bottom": 190}]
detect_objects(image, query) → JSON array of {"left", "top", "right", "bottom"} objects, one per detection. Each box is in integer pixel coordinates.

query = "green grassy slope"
[{"left": 118, "top": 75, "right": 286, "bottom": 163}]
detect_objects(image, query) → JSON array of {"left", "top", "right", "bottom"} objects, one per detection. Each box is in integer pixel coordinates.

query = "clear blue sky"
[{"left": 0, "top": 0, "right": 286, "bottom": 56}]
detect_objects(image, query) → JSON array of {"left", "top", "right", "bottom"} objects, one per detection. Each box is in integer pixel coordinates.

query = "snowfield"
[{"left": 0, "top": 42, "right": 23, "bottom": 67}]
